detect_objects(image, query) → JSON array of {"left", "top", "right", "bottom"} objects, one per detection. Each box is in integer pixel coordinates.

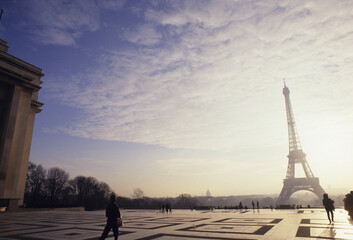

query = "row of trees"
[
  {"left": 24, "top": 162, "right": 200, "bottom": 210},
  {"left": 25, "top": 162, "right": 113, "bottom": 210},
  {"left": 117, "top": 193, "right": 199, "bottom": 210}
]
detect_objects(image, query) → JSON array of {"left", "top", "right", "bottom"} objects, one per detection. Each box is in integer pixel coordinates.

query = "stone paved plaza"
[{"left": 1, "top": 208, "right": 353, "bottom": 239}]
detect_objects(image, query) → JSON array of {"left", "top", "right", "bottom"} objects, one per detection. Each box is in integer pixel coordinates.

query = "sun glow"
[{"left": 306, "top": 122, "right": 353, "bottom": 169}]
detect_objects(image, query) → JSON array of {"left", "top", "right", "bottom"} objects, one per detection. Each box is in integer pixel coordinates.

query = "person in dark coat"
[
  {"left": 322, "top": 193, "right": 335, "bottom": 223},
  {"left": 100, "top": 194, "right": 121, "bottom": 240}
]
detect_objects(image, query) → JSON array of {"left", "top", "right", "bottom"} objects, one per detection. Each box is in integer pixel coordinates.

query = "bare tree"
[
  {"left": 71, "top": 176, "right": 87, "bottom": 205},
  {"left": 98, "top": 181, "right": 112, "bottom": 200},
  {"left": 84, "top": 177, "right": 99, "bottom": 199},
  {"left": 25, "top": 162, "right": 46, "bottom": 207},
  {"left": 45, "top": 167, "right": 69, "bottom": 206},
  {"left": 132, "top": 187, "right": 145, "bottom": 199},
  {"left": 95, "top": 181, "right": 112, "bottom": 209}
]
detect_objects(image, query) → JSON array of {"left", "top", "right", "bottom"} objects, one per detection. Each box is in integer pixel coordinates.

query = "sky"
[{"left": 1, "top": 0, "right": 353, "bottom": 198}]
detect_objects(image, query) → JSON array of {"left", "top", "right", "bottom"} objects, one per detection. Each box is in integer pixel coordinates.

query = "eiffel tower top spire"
[
  {"left": 283, "top": 83, "right": 302, "bottom": 152},
  {"left": 283, "top": 79, "right": 289, "bottom": 95}
]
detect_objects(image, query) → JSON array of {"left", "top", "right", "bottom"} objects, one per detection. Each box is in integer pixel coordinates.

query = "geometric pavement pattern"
[{"left": 0, "top": 208, "right": 352, "bottom": 239}]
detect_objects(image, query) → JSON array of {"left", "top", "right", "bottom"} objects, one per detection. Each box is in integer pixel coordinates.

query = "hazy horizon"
[{"left": 1, "top": 0, "right": 353, "bottom": 198}]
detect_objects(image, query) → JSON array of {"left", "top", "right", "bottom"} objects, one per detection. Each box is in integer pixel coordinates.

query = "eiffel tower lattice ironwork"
[{"left": 277, "top": 83, "right": 325, "bottom": 204}]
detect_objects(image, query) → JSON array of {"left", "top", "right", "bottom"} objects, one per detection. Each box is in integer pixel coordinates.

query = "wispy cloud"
[
  {"left": 18, "top": 0, "right": 101, "bottom": 46},
  {"left": 123, "top": 24, "right": 162, "bottom": 45},
  {"left": 47, "top": 0, "right": 353, "bottom": 150}
]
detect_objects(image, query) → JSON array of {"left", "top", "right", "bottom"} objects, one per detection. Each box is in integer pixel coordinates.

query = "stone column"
[{"left": 0, "top": 39, "right": 44, "bottom": 210}]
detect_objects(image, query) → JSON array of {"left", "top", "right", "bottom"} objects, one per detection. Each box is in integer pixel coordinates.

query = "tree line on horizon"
[
  {"left": 24, "top": 161, "right": 273, "bottom": 210},
  {"left": 25, "top": 161, "right": 113, "bottom": 210},
  {"left": 24, "top": 162, "right": 199, "bottom": 210}
]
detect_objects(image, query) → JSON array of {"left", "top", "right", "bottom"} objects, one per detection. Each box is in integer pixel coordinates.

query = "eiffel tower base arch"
[{"left": 277, "top": 177, "right": 325, "bottom": 205}]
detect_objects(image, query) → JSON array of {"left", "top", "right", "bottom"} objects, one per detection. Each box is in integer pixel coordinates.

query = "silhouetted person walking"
[
  {"left": 322, "top": 193, "right": 335, "bottom": 224},
  {"left": 100, "top": 194, "right": 121, "bottom": 240}
]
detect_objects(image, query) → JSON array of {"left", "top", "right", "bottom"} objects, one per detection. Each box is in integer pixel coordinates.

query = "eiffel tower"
[{"left": 277, "top": 83, "right": 325, "bottom": 205}]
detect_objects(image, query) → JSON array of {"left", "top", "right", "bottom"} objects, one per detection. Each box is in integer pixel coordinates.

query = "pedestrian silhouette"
[
  {"left": 322, "top": 193, "right": 335, "bottom": 224},
  {"left": 252, "top": 201, "right": 255, "bottom": 210},
  {"left": 100, "top": 194, "right": 121, "bottom": 240},
  {"left": 168, "top": 203, "right": 172, "bottom": 213}
]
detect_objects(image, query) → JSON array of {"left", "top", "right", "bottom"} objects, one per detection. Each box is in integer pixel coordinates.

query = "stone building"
[{"left": 0, "top": 39, "right": 44, "bottom": 210}]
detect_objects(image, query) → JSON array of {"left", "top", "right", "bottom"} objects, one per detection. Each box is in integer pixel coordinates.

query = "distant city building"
[
  {"left": 0, "top": 39, "right": 44, "bottom": 210},
  {"left": 206, "top": 189, "right": 211, "bottom": 197}
]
